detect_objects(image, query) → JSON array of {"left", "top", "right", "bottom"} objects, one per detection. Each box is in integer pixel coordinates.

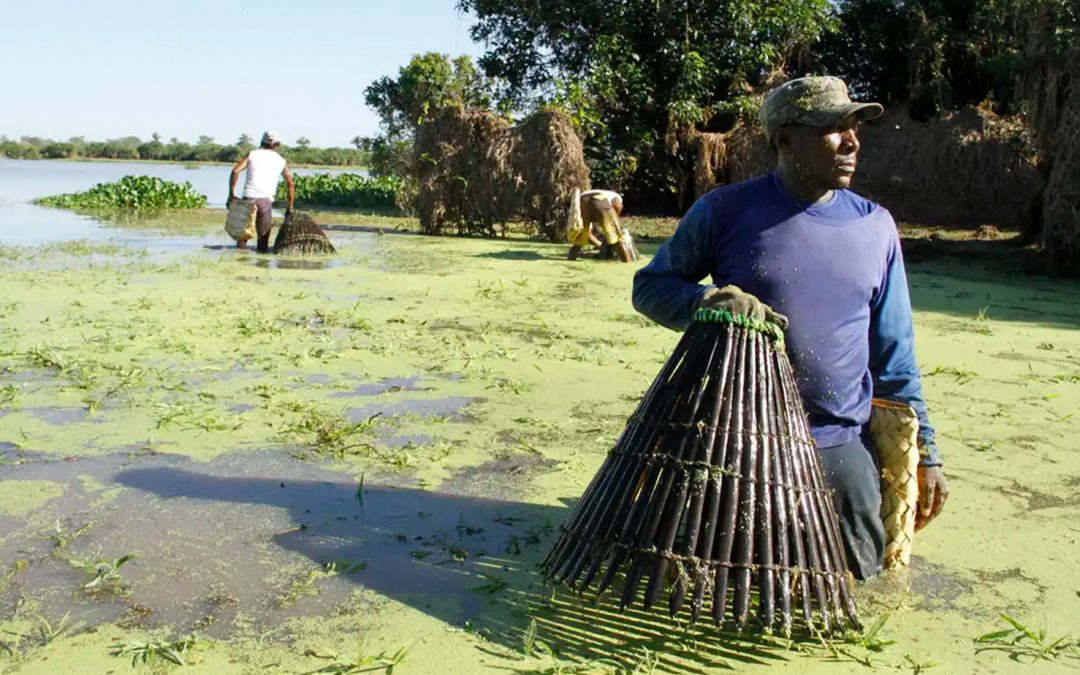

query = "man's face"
[{"left": 779, "top": 114, "right": 862, "bottom": 190}]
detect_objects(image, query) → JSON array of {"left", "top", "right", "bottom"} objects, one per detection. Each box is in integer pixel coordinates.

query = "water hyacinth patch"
[
  {"left": 278, "top": 173, "right": 401, "bottom": 210},
  {"left": 34, "top": 175, "right": 207, "bottom": 210}
]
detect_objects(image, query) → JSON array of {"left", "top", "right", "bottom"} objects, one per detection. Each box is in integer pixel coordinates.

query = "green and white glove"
[{"left": 698, "top": 284, "right": 789, "bottom": 330}]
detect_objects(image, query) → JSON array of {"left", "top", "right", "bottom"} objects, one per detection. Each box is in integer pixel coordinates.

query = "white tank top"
[
  {"left": 581, "top": 189, "right": 621, "bottom": 202},
  {"left": 242, "top": 149, "right": 287, "bottom": 199}
]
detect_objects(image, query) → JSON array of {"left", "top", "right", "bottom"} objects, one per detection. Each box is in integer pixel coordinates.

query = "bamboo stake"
[
  {"left": 710, "top": 326, "right": 750, "bottom": 624},
  {"left": 730, "top": 331, "right": 759, "bottom": 631},
  {"left": 754, "top": 332, "right": 776, "bottom": 631},
  {"left": 687, "top": 328, "right": 744, "bottom": 623},
  {"left": 668, "top": 328, "right": 736, "bottom": 616},
  {"left": 764, "top": 348, "right": 793, "bottom": 635}
]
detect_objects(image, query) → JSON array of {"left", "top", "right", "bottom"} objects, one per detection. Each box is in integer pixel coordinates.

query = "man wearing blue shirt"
[{"left": 632, "top": 76, "right": 949, "bottom": 579}]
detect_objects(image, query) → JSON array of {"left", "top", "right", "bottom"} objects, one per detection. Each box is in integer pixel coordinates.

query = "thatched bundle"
[
  {"left": 688, "top": 122, "right": 773, "bottom": 201},
  {"left": 413, "top": 108, "right": 516, "bottom": 238},
  {"left": 514, "top": 109, "right": 590, "bottom": 241},
  {"left": 543, "top": 309, "right": 860, "bottom": 635},
  {"left": 855, "top": 107, "right": 1041, "bottom": 230},
  {"left": 724, "top": 121, "right": 774, "bottom": 186},
  {"left": 272, "top": 213, "right": 336, "bottom": 256},
  {"left": 1039, "top": 49, "right": 1080, "bottom": 274},
  {"left": 689, "top": 107, "right": 1040, "bottom": 233},
  {"left": 413, "top": 106, "right": 589, "bottom": 241},
  {"left": 690, "top": 133, "right": 727, "bottom": 201}
]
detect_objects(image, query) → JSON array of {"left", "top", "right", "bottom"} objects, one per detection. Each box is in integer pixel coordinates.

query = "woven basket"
[
  {"left": 869, "top": 399, "right": 919, "bottom": 569},
  {"left": 225, "top": 199, "right": 257, "bottom": 242},
  {"left": 543, "top": 309, "right": 860, "bottom": 634}
]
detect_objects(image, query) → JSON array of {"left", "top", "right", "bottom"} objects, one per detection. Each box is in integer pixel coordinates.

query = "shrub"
[
  {"left": 34, "top": 175, "right": 207, "bottom": 210},
  {"left": 278, "top": 173, "right": 401, "bottom": 210}
]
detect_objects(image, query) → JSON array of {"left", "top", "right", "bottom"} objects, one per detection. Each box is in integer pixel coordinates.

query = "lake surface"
[{"left": 0, "top": 158, "right": 365, "bottom": 247}]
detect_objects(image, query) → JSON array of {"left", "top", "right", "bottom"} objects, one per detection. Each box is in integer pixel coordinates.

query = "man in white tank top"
[{"left": 227, "top": 130, "right": 296, "bottom": 252}]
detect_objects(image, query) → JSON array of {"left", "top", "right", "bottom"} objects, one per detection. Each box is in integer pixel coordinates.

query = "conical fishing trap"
[
  {"left": 273, "top": 212, "right": 336, "bottom": 256},
  {"left": 543, "top": 309, "right": 860, "bottom": 634}
]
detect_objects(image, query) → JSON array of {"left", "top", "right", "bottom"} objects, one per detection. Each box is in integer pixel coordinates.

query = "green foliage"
[
  {"left": 68, "top": 552, "right": 136, "bottom": 589},
  {"left": 975, "top": 613, "right": 1079, "bottom": 664},
  {"left": 110, "top": 635, "right": 200, "bottom": 667},
  {"left": 304, "top": 644, "right": 410, "bottom": 674},
  {"left": 364, "top": 52, "right": 491, "bottom": 178},
  {"left": 366, "top": 52, "right": 491, "bottom": 138},
  {"left": 817, "top": 0, "right": 1079, "bottom": 118},
  {"left": 0, "top": 134, "right": 368, "bottom": 166},
  {"left": 460, "top": 0, "right": 835, "bottom": 197},
  {"left": 277, "top": 173, "right": 402, "bottom": 210},
  {"left": 34, "top": 175, "right": 207, "bottom": 211}
]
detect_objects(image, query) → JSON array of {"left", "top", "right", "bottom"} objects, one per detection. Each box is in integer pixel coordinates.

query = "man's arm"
[
  {"left": 228, "top": 155, "right": 249, "bottom": 205},
  {"left": 282, "top": 164, "right": 295, "bottom": 212},
  {"left": 631, "top": 199, "right": 718, "bottom": 331},
  {"left": 869, "top": 233, "right": 948, "bottom": 529},
  {"left": 868, "top": 235, "right": 940, "bottom": 465}
]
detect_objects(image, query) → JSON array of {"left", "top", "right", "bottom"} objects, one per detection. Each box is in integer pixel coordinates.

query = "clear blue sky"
[{"left": 0, "top": 0, "right": 482, "bottom": 147}]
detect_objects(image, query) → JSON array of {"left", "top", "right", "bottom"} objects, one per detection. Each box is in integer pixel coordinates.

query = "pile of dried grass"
[
  {"left": 854, "top": 107, "right": 1041, "bottom": 230},
  {"left": 724, "top": 120, "right": 774, "bottom": 185},
  {"left": 514, "top": 109, "right": 590, "bottom": 241},
  {"left": 1039, "top": 49, "right": 1079, "bottom": 274},
  {"left": 689, "top": 105, "right": 1040, "bottom": 233},
  {"left": 689, "top": 122, "right": 773, "bottom": 201},
  {"left": 413, "top": 106, "right": 589, "bottom": 241},
  {"left": 690, "top": 133, "right": 726, "bottom": 200}
]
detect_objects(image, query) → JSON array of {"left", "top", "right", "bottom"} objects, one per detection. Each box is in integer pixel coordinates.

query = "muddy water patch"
[
  {"left": 347, "top": 396, "right": 480, "bottom": 422},
  {"left": 382, "top": 433, "right": 435, "bottom": 448},
  {"left": 0, "top": 450, "right": 561, "bottom": 639},
  {"left": 330, "top": 376, "right": 433, "bottom": 398},
  {"left": 25, "top": 406, "right": 102, "bottom": 426},
  {"left": 439, "top": 454, "right": 560, "bottom": 500}
]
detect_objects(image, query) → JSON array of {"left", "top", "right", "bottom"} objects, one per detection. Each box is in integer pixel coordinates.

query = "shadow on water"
[
  {"left": 473, "top": 250, "right": 553, "bottom": 261},
  {"left": 0, "top": 450, "right": 792, "bottom": 670},
  {"left": 202, "top": 244, "right": 345, "bottom": 270},
  {"left": 902, "top": 237, "right": 1080, "bottom": 330},
  {"left": 254, "top": 257, "right": 344, "bottom": 271},
  {"left": 113, "top": 466, "right": 787, "bottom": 671}
]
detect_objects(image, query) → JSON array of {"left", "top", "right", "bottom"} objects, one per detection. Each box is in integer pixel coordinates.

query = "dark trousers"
[
  {"left": 253, "top": 197, "right": 273, "bottom": 252},
  {"left": 818, "top": 431, "right": 885, "bottom": 580}
]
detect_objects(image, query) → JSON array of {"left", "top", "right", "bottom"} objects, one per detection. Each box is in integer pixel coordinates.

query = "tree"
[
  {"left": 296, "top": 136, "right": 311, "bottom": 149},
  {"left": 366, "top": 52, "right": 491, "bottom": 139},
  {"left": 364, "top": 52, "right": 493, "bottom": 177},
  {"left": 197, "top": 135, "right": 214, "bottom": 146},
  {"left": 350, "top": 135, "right": 364, "bottom": 149},
  {"left": 458, "top": 0, "right": 836, "bottom": 200}
]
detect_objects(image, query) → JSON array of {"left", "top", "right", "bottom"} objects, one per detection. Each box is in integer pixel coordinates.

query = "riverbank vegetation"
[
  {"left": 33, "top": 175, "right": 207, "bottom": 210},
  {"left": 0, "top": 134, "right": 369, "bottom": 167}
]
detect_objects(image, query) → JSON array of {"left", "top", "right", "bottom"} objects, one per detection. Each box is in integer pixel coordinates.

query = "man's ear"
[{"left": 773, "top": 126, "right": 793, "bottom": 153}]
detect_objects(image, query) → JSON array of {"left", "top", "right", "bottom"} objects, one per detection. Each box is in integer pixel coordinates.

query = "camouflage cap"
[{"left": 759, "top": 76, "right": 883, "bottom": 140}]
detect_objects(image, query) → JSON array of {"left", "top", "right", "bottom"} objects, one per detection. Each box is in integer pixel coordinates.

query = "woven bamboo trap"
[
  {"left": 542, "top": 309, "right": 860, "bottom": 634},
  {"left": 869, "top": 399, "right": 919, "bottom": 569},
  {"left": 224, "top": 198, "right": 257, "bottom": 242},
  {"left": 273, "top": 212, "right": 336, "bottom": 256}
]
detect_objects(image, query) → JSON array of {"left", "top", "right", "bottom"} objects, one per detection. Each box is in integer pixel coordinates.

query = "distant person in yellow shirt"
[{"left": 565, "top": 189, "right": 637, "bottom": 262}]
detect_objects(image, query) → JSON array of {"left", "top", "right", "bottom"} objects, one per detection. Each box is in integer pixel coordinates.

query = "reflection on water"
[
  {"left": 254, "top": 257, "right": 345, "bottom": 270},
  {"left": 0, "top": 158, "right": 365, "bottom": 249}
]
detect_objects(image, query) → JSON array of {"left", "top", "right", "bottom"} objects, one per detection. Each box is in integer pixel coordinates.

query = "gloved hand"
[
  {"left": 697, "top": 284, "right": 789, "bottom": 329},
  {"left": 915, "top": 466, "right": 948, "bottom": 531}
]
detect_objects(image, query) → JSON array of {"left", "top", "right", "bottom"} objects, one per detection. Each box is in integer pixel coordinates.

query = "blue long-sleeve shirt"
[{"left": 632, "top": 173, "right": 941, "bottom": 465}]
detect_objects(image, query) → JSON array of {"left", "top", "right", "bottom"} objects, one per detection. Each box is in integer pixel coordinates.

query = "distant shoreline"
[{"left": 0, "top": 156, "right": 370, "bottom": 171}]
